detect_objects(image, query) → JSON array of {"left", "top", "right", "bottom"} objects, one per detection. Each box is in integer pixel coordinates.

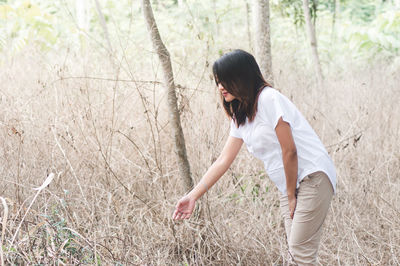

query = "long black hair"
[{"left": 212, "top": 49, "right": 271, "bottom": 127}]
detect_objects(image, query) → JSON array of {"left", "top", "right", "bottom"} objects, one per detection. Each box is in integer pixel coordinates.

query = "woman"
[{"left": 172, "top": 49, "right": 336, "bottom": 265}]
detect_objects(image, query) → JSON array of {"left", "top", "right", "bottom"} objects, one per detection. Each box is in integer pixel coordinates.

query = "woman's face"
[{"left": 217, "top": 82, "right": 236, "bottom": 102}]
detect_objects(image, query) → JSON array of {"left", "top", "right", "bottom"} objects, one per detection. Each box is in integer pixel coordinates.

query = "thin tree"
[
  {"left": 213, "top": 0, "right": 220, "bottom": 36},
  {"left": 302, "top": 0, "right": 323, "bottom": 85},
  {"left": 244, "top": 0, "right": 253, "bottom": 52},
  {"left": 331, "top": 0, "right": 337, "bottom": 41},
  {"left": 76, "top": 0, "right": 89, "bottom": 32},
  {"left": 254, "top": 0, "right": 273, "bottom": 85},
  {"left": 94, "top": 0, "right": 113, "bottom": 55},
  {"left": 142, "top": 0, "right": 193, "bottom": 191}
]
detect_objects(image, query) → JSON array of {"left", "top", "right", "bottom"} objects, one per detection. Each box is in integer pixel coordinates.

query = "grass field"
[{"left": 0, "top": 47, "right": 399, "bottom": 265}]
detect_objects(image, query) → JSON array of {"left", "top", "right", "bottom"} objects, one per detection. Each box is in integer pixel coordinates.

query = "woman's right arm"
[{"left": 172, "top": 136, "right": 243, "bottom": 220}]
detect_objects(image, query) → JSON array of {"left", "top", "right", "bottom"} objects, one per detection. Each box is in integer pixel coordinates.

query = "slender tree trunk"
[
  {"left": 311, "top": 0, "right": 318, "bottom": 26},
  {"left": 213, "top": 0, "right": 220, "bottom": 36},
  {"left": 94, "top": 0, "right": 113, "bottom": 55},
  {"left": 331, "top": 0, "right": 337, "bottom": 41},
  {"left": 76, "top": 0, "right": 89, "bottom": 31},
  {"left": 76, "top": 0, "right": 89, "bottom": 50},
  {"left": 303, "top": 0, "right": 323, "bottom": 85},
  {"left": 254, "top": 0, "right": 273, "bottom": 85},
  {"left": 244, "top": 0, "right": 253, "bottom": 52},
  {"left": 142, "top": 0, "right": 193, "bottom": 191}
]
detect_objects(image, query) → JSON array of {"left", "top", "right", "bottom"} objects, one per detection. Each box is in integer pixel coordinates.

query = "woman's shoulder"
[{"left": 259, "top": 86, "right": 279, "bottom": 103}]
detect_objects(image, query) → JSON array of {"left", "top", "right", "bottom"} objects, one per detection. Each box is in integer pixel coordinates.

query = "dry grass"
[{"left": 0, "top": 47, "right": 399, "bottom": 265}]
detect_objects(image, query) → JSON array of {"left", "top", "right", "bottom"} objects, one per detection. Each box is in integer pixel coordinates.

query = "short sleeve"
[
  {"left": 229, "top": 119, "right": 242, "bottom": 139},
  {"left": 259, "top": 89, "right": 295, "bottom": 129}
]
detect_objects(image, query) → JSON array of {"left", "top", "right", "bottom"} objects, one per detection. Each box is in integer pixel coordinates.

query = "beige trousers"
[{"left": 279, "top": 171, "right": 334, "bottom": 265}]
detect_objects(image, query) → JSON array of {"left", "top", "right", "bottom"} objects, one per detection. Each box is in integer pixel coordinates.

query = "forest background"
[{"left": 0, "top": 0, "right": 399, "bottom": 264}]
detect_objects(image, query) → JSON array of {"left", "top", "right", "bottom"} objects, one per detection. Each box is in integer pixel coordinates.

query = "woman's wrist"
[
  {"left": 287, "top": 184, "right": 297, "bottom": 199},
  {"left": 287, "top": 192, "right": 296, "bottom": 200},
  {"left": 188, "top": 181, "right": 208, "bottom": 201},
  {"left": 187, "top": 186, "right": 200, "bottom": 201}
]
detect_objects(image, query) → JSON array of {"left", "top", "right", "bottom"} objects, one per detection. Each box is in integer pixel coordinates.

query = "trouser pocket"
[{"left": 299, "top": 171, "right": 325, "bottom": 190}]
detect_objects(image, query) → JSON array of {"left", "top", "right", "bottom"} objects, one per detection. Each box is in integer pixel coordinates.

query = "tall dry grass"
[{"left": 0, "top": 47, "right": 399, "bottom": 265}]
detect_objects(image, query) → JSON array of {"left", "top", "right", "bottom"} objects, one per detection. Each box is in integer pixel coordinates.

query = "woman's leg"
[
  {"left": 290, "top": 171, "right": 333, "bottom": 265},
  {"left": 280, "top": 171, "right": 333, "bottom": 265}
]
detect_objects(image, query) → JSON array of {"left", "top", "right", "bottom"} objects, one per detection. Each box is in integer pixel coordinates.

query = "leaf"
[
  {"left": 359, "top": 40, "right": 374, "bottom": 50},
  {"left": 33, "top": 173, "right": 55, "bottom": 191}
]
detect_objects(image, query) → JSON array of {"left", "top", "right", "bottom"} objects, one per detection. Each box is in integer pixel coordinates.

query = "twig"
[
  {"left": 115, "top": 130, "right": 152, "bottom": 174},
  {"left": 326, "top": 131, "right": 363, "bottom": 148},
  {"left": 10, "top": 173, "right": 55, "bottom": 247},
  {"left": 0, "top": 197, "right": 8, "bottom": 266},
  {"left": 379, "top": 195, "right": 400, "bottom": 217},
  {"left": 52, "top": 76, "right": 162, "bottom": 84},
  {"left": 52, "top": 127, "right": 88, "bottom": 207}
]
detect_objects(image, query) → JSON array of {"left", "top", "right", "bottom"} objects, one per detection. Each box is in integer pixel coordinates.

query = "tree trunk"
[
  {"left": 302, "top": 0, "right": 323, "bottom": 85},
  {"left": 212, "top": 0, "right": 220, "bottom": 36},
  {"left": 254, "top": 0, "right": 273, "bottom": 85},
  {"left": 94, "top": 0, "right": 113, "bottom": 55},
  {"left": 244, "top": 0, "right": 253, "bottom": 52},
  {"left": 76, "top": 0, "right": 89, "bottom": 32},
  {"left": 142, "top": 0, "right": 193, "bottom": 191},
  {"left": 331, "top": 0, "right": 337, "bottom": 41}
]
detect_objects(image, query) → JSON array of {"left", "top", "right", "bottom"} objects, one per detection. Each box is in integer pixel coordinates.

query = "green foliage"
[
  {"left": 271, "top": 0, "right": 320, "bottom": 28},
  {"left": 230, "top": 171, "right": 269, "bottom": 203},
  {"left": 345, "top": 0, "right": 379, "bottom": 23},
  {"left": 0, "top": 0, "right": 399, "bottom": 68},
  {"left": 0, "top": 1, "right": 58, "bottom": 53},
  {"left": 340, "top": 5, "right": 400, "bottom": 62},
  {"left": 39, "top": 206, "right": 96, "bottom": 263},
  {"left": 270, "top": 0, "right": 400, "bottom": 70},
  {"left": 272, "top": 0, "right": 304, "bottom": 27}
]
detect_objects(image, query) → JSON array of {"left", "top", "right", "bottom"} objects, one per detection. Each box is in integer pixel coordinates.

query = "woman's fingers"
[
  {"left": 289, "top": 205, "right": 295, "bottom": 219},
  {"left": 288, "top": 197, "right": 297, "bottom": 219},
  {"left": 172, "top": 201, "right": 184, "bottom": 219},
  {"left": 173, "top": 207, "right": 185, "bottom": 220},
  {"left": 172, "top": 209, "right": 179, "bottom": 220},
  {"left": 173, "top": 196, "right": 194, "bottom": 220},
  {"left": 172, "top": 210, "right": 192, "bottom": 220},
  {"left": 175, "top": 211, "right": 183, "bottom": 220}
]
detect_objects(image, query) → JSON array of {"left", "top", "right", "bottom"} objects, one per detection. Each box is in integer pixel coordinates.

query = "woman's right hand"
[{"left": 172, "top": 194, "right": 196, "bottom": 220}]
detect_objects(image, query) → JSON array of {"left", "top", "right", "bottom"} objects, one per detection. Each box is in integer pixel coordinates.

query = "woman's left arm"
[{"left": 275, "top": 117, "right": 298, "bottom": 219}]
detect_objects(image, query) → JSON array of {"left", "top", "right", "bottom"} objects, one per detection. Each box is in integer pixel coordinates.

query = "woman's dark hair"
[{"left": 212, "top": 49, "right": 271, "bottom": 127}]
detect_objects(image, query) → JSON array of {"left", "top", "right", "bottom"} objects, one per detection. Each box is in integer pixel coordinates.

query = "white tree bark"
[
  {"left": 142, "top": 0, "right": 193, "bottom": 191},
  {"left": 254, "top": 0, "right": 273, "bottom": 85},
  {"left": 303, "top": 0, "right": 324, "bottom": 85},
  {"left": 94, "top": 0, "right": 113, "bottom": 55},
  {"left": 213, "top": 0, "right": 220, "bottom": 36},
  {"left": 331, "top": 0, "right": 337, "bottom": 40},
  {"left": 76, "top": 0, "right": 89, "bottom": 31},
  {"left": 244, "top": 0, "right": 253, "bottom": 52}
]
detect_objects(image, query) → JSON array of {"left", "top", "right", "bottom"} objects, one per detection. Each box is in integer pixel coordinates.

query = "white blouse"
[{"left": 230, "top": 87, "right": 336, "bottom": 194}]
